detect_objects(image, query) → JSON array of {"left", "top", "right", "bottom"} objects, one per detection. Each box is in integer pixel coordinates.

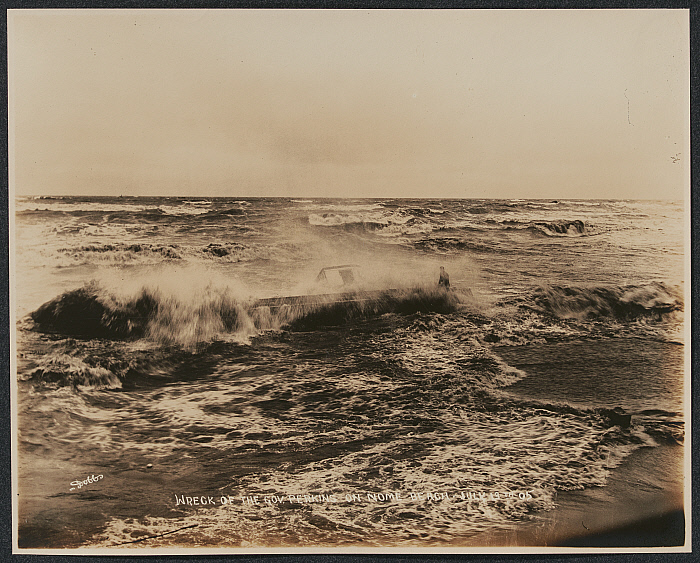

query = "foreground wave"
[{"left": 29, "top": 282, "right": 466, "bottom": 344}]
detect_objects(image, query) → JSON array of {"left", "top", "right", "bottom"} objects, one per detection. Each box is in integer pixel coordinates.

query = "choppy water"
[{"left": 14, "top": 197, "right": 685, "bottom": 548}]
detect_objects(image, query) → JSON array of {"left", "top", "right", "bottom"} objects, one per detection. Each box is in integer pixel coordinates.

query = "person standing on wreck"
[{"left": 438, "top": 266, "right": 450, "bottom": 289}]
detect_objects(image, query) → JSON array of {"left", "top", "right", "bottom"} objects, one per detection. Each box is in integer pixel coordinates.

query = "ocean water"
[{"left": 13, "top": 197, "right": 686, "bottom": 549}]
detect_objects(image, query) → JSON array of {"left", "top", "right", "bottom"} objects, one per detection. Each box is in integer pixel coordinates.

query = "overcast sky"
[{"left": 8, "top": 9, "right": 688, "bottom": 199}]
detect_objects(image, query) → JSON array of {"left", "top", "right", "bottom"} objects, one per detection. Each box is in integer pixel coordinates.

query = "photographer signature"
[{"left": 69, "top": 474, "right": 104, "bottom": 491}]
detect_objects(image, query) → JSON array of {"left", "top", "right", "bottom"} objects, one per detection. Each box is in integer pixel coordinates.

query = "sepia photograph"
[{"left": 9, "top": 8, "right": 690, "bottom": 554}]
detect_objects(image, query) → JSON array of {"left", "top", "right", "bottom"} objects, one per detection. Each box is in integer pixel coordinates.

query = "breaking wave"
[
  {"left": 413, "top": 237, "right": 503, "bottom": 254},
  {"left": 308, "top": 211, "right": 432, "bottom": 237},
  {"left": 507, "top": 282, "right": 682, "bottom": 321},
  {"left": 21, "top": 353, "right": 123, "bottom": 389},
  {"left": 530, "top": 220, "right": 587, "bottom": 237},
  {"left": 54, "top": 242, "right": 279, "bottom": 266},
  {"left": 28, "top": 283, "right": 466, "bottom": 347}
]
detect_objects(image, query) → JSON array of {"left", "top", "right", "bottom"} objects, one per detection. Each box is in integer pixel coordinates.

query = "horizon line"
[{"left": 13, "top": 194, "right": 684, "bottom": 202}]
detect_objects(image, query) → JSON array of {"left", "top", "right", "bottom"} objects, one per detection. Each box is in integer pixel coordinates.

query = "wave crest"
[
  {"left": 530, "top": 220, "right": 587, "bottom": 237},
  {"left": 28, "top": 282, "right": 466, "bottom": 347},
  {"left": 30, "top": 283, "right": 157, "bottom": 339},
  {"left": 515, "top": 282, "right": 682, "bottom": 320},
  {"left": 54, "top": 241, "right": 274, "bottom": 266},
  {"left": 308, "top": 210, "right": 432, "bottom": 237},
  {"left": 23, "top": 353, "right": 122, "bottom": 389}
]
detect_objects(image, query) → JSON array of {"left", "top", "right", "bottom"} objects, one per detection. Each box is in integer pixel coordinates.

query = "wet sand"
[
  {"left": 548, "top": 442, "right": 685, "bottom": 547},
  {"left": 462, "top": 442, "right": 686, "bottom": 548}
]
